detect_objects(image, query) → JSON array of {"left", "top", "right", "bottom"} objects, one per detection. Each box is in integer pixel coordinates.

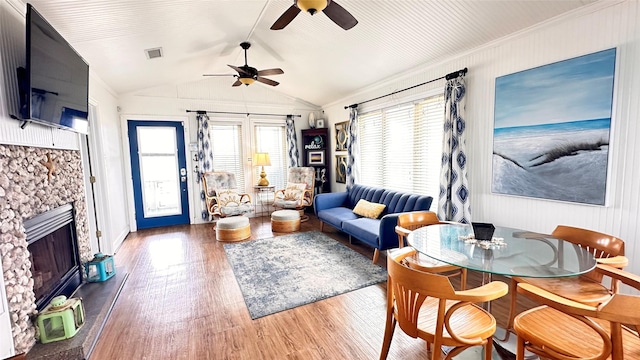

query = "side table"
[{"left": 253, "top": 185, "right": 275, "bottom": 217}]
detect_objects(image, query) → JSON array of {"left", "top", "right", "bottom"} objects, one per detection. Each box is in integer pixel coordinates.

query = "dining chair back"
[
  {"left": 550, "top": 225, "right": 626, "bottom": 284},
  {"left": 380, "top": 247, "right": 508, "bottom": 360},
  {"left": 505, "top": 225, "right": 627, "bottom": 332},
  {"left": 513, "top": 264, "right": 640, "bottom": 360},
  {"left": 395, "top": 211, "right": 467, "bottom": 290}
]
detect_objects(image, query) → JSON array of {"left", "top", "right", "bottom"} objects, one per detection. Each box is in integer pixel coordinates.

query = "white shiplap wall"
[
  {"left": 0, "top": 0, "right": 131, "bottom": 255},
  {"left": 323, "top": 0, "right": 640, "bottom": 278}
]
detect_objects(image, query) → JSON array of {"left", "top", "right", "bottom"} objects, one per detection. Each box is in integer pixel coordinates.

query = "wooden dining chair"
[
  {"left": 513, "top": 264, "right": 640, "bottom": 360},
  {"left": 380, "top": 247, "right": 508, "bottom": 360},
  {"left": 505, "top": 225, "right": 628, "bottom": 331},
  {"left": 395, "top": 211, "right": 468, "bottom": 290}
]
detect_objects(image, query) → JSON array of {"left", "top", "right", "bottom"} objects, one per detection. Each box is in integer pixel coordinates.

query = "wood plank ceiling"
[{"left": 22, "top": 0, "right": 598, "bottom": 106}]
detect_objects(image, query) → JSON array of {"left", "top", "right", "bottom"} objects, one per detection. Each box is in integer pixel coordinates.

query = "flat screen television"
[{"left": 19, "top": 4, "right": 89, "bottom": 134}]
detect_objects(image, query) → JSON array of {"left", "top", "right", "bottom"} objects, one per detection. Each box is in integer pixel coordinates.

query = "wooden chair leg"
[
  {"left": 319, "top": 221, "right": 324, "bottom": 232},
  {"left": 460, "top": 268, "right": 468, "bottom": 291},
  {"left": 379, "top": 315, "right": 396, "bottom": 360},
  {"left": 611, "top": 322, "right": 624, "bottom": 360},
  {"left": 484, "top": 339, "right": 492, "bottom": 360},
  {"left": 373, "top": 248, "right": 380, "bottom": 264},
  {"left": 503, "top": 277, "right": 519, "bottom": 336},
  {"left": 516, "top": 335, "right": 525, "bottom": 360}
]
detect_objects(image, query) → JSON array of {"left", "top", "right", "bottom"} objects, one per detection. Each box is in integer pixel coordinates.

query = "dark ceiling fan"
[
  {"left": 271, "top": 0, "right": 358, "bottom": 30},
  {"left": 203, "top": 42, "right": 284, "bottom": 87}
]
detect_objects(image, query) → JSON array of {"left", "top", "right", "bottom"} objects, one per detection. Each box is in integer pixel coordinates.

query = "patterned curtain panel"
[
  {"left": 197, "top": 112, "right": 214, "bottom": 220},
  {"left": 346, "top": 107, "right": 360, "bottom": 190},
  {"left": 437, "top": 77, "right": 472, "bottom": 223},
  {"left": 286, "top": 115, "right": 300, "bottom": 167}
]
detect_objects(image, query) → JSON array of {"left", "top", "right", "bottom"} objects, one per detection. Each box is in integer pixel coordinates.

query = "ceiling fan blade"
[
  {"left": 323, "top": 1, "right": 358, "bottom": 30},
  {"left": 270, "top": 5, "right": 301, "bottom": 30},
  {"left": 232, "top": 80, "right": 242, "bottom": 87},
  {"left": 256, "top": 77, "right": 279, "bottom": 86},
  {"left": 257, "top": 68, "right": 284, "bottom": 76},
  {"left": 228, "top": 64, "right": 249, "bottom": 75}
]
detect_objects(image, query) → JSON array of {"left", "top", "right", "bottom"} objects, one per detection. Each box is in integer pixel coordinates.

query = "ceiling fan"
[
  {"left": 271, "top": 0, "right": 358, "bottom": 30},
  {"left": 203, "top": 42, "right": 284, "bottom": 87}
]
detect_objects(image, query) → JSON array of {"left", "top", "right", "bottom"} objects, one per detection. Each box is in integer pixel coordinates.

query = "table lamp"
[{"left": 253, "top": 152, "right": 271, "bottom": 186}]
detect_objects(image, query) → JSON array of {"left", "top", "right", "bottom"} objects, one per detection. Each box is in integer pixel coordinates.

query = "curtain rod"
[
  {"left": 344, "top": 67, "right": 468, "bottom": 109},
  {"left": 186, "top": 110, "right": 301, "bottom": 118}
]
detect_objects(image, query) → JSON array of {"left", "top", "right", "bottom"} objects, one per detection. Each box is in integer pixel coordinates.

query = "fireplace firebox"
[{"left": 24, "top": 204, "right": 82, "bottom": 311}]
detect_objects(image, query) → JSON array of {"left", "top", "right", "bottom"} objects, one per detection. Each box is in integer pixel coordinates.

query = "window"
[
  {"left": 358, "top": 93, "right": 444, "bottom": 200},
  {"left": 210, "top": 123, "right": 246, "bottom": 190},
  {"left": 254, "top": 124, "right": 287, "bottom": 190}
]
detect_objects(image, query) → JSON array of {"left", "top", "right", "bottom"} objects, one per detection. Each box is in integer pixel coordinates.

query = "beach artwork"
[{"left": 492, "top": 48, "right": 616, "bottom": 205}]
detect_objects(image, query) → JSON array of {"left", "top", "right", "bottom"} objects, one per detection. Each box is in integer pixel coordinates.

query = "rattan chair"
[
  {"left": 395, "top": 211, "right": 468, "bottom": 290},
  {"left": 380, "top": 247, "right": 508, "bottom": 360},
  {"left": 202, "top": 171, "right": 253, "bottom": 220},
  {"left": 273, "top": 167, "right": 315, "bottom": 221}
]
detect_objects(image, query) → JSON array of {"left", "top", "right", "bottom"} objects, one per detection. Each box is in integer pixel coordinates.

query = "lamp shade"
[{"left": 253, "top": 152, "right": 271, "bottom": 166}]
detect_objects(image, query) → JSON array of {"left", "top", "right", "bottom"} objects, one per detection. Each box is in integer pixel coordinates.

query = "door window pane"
[{"left": 137, "top": 127, "right": 181, "bottom": 217}]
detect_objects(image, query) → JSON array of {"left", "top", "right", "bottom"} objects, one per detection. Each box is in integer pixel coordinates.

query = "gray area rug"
[{"left": 223, "top": 231, "right": 388, "bottom": 319}]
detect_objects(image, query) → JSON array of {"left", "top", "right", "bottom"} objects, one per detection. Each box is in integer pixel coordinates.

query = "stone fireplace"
[{"left": 0, "top": 145, "right": 92, "bottom": 354}]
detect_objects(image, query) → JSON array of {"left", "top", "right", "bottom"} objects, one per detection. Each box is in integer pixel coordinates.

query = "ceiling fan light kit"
[
  {"left": 239, "top": 77, "right": 256, "bottom": 86},
  {"left": 297, "top": 0, "right": 328, "bottom": 14},
  {"left": 271, "top": 0, "right": 357, "bottom": 30}
]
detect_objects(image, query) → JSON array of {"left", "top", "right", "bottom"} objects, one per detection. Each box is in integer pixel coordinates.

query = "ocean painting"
[{"left": 492, "top": 49, "right": 616, "bottom": 205}]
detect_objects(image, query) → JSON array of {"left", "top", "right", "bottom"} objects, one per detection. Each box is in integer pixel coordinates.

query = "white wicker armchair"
[
  {"left": 202, "top": 171, "right": 252, "bottom": 220},
  {"left": 273, "top": 167, "right": 315, "bottom": 221}
]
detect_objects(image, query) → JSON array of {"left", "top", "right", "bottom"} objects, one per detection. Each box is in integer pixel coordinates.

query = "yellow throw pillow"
[{"left": 352, "top": 199, "right": 386, "bottom": 219}]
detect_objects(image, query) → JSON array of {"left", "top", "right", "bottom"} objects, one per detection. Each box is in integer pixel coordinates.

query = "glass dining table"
[{"left": 406, "top": 223, "right": 598, "bottom": 359}]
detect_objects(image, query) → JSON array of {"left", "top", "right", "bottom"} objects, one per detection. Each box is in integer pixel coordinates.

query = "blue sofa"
[{"left": 314, "top": 184, "right": 433, "bottom": 262}]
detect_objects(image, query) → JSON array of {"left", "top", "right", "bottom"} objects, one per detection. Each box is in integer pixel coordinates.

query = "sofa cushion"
[
  {"left": 347, "top": 184, "right": 433, "bottom": 214},
  {"left": 352, "top": 199, "right": 386, "bottom": 219},
  {"left": 342, "top": 218, "right": 380, "bottom": 247},
  {"left": 317, "top": 207, "right": 359, "bottom": 229}
]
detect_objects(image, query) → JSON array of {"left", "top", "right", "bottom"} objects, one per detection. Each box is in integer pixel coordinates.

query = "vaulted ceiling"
[{"left": 23, "top": 0, "right": 598, "bottom": 107}]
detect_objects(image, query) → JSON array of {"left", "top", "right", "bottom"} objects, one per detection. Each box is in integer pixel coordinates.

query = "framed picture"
[
  {"left": 335, "top": 121, "right": 349, "bottom": 151},
  {"left": 308, "top": 150, "right": 325, "bottom": 165},
  {"left": 336, "top": 155, "right": 347, "bottom": 183},
  {"left": 492, "top": 48, "right": 616, "bottom": 206},
  {"left": 315, "top": 119, "right": 325, "bottom": 128}
]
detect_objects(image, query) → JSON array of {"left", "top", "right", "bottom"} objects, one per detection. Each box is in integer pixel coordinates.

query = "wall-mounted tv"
[{"left": 19, "top": 4, "right": 89, "bottom": 134}]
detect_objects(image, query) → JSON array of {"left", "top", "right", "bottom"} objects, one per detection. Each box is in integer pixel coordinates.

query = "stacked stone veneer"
[{"left": 0, "top": 145, "right": 92, "bottom": 354}]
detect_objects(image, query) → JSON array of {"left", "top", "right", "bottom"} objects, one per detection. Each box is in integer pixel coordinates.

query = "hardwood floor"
[{"left": 90, "top": 215, "right": 638, "bottom": 359}]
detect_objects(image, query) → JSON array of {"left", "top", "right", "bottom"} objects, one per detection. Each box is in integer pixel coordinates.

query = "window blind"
[
  {"left": 210, "top": 123, "right": 246, "bottom": 190},
  {"left": 358, "top": 93, "right": 444, "bottom": 200}
]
